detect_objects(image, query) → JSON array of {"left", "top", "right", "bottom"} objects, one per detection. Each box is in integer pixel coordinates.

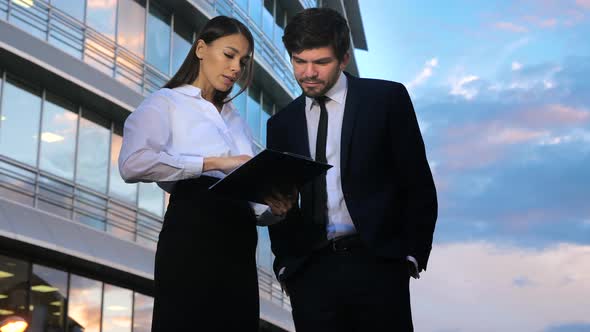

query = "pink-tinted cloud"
[
  {"left": 412, "top": 242, "right": 590, "bottom": 332},
  {"left": 488, "top": 127, "right": 548, "bottom": 144},
  {"left": 436, "top": 119, "right": 549, "bottom": 171},
  {"left": 576, "top": 0, "right": 590, "bottom": 9},
  {"left": 494, "top": 21, "right": 529, "bottom": 33},
  {"left": 431, "top": 101, "right": 589, "bottom": 172},
  {"left": 519, "top": 104, "right": 590, "bottom": 128},
  {"left": 524, "top": 15, "right": 559, "bottom": 27}
]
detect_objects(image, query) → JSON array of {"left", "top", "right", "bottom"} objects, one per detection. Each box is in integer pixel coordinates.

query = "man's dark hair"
[{"left": 282, "top": 7, "right": 350, "bottom": 62}]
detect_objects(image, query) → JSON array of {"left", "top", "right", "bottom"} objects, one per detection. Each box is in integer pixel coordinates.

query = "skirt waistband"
[{"left": 171, "top": 176, "right": 221, "bottom": 200}]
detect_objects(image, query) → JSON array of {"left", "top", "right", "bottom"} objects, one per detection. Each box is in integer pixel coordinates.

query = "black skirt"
[{"left": 151, "top": 177, "right": 259, "bottom": 331}]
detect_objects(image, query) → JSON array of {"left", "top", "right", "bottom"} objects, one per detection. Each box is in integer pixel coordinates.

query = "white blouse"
[{"left": 118, "top": 84, "right": 255, "bottom": 193}]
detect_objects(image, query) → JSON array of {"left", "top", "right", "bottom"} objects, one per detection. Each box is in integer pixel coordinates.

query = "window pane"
[
  {"left": 147, "top": 2, "right": 171, "bottom": 74},
  {"left": 49, "top": 12, "right": 85, "bottom": 59},
  {"left": 261, "top": 96, "right": 272, "bottom": 147},
  {"left": 247, "top": 85, "right": 261, "bottom": 143},
  {"left": 257, "top": 226, "right": 272, "bottom": 271},
  {"left": 117, "top": 0, "right": 145, "bottom": 58},
  {"left": 77, "top": 110, "right": 110, "bottom": 193},
  {"left": 0, "top": 77, "right": 41, "bottom": 166},
  {"left": 51, "top": 0, "right": 85, "bottom": 21},
  {"left": 0, "top": 254, "right": 29, "bottom": 319},
  {"left": 133, "top": 292, "right": 153, "bottom": 332},
  {"left": 138, "top": 182, "right": 164, "bottom": 217},
  {"left": 68, "top": 274, "right": 102, "bottom": 332},
  {"left": 86, "top": 0, "right": 117, "bottom": 40},
  {"left": 262, "top": 2, "right": 274, "bottom": 39},
  {"left": 0, "top": 1, "right": 7, "bottom": 20},
  {"left": 102, "top": 284, "right": 132, "bottom": 332},
  {"left": 30, "top": 264, "right": 68, "bottom": 331},
  {"left": 249, "top": 0, "right": 263, "bottom": 26},
  {"left": 235, "top": 0, "right": 247, "bottom": 12},
  {"left": 274, "top": 24, "right": 284, "bottom": 51},
  {"left": 109, "top": 132, "right": 137, "bottom": 203},
  {"left": 39, "top": 95, "right": 78, "bottom": 180},
  {"left": 275, "top": 2, "right": 285, "bottom": 28},
  {"left": 8, "top": 0, "right": 48, "bottom": 40},
  {"left": 171, "top": 18, "right": 192, "bottom": 75}
]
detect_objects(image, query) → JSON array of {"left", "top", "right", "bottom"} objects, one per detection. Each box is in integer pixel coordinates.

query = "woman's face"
[{"left": 196, "top": 33, "right": 251, "bottom": 92}]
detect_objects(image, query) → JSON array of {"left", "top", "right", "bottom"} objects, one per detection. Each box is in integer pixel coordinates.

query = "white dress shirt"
[
  {"left": 305, "top": 73, "right": 356, "bottom": 240},
  {"left": 305, "top": 73, "right": 420, "bottom": 276},
  {"left": 118, "top": 84, "right": 255, "bottom": 192}
]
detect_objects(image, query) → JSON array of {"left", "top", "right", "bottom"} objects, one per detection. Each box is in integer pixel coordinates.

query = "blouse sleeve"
[{"left": 118, "top": 91, "right": 204, "bottom": 183}]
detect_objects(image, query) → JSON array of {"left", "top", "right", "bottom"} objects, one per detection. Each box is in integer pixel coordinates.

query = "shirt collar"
[
  {"left": 306, "top": 72, "right": 348, "bottom": 110},
  {"left": 173, "top": 84, "right": 203, "bottom": 99},
  {"left": 173, "top": 84, "right": 237, "bottom": 114}
]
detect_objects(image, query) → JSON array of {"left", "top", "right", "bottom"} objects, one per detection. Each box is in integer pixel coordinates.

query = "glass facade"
[
  {"left": 147, "top": 2, "right": 171, "bottom": 75},
  {"left": 171, "top": 17, "right": 193, "bottom": 75},
  {"left": 0, "top": 76, "right": 42, "bottom": 167},
  {"left": 0, "top": 0, "right": 318, "bottom": 326},
  {"left": 76, "top": 111, "right": 111, "bottom": 194},
  {"left": 39, "top": 94, "right": 78, "bottom": 181},
  {"left": 68, "top": 274, "right": 102, "bottom": 332},
  {"left": 86, "top": 0, "right": 117, "bottom": 40},
  {"left": 0, "top": 254, "right": 153, "bottom": 332},
  {"left": 102, "top": 284, "right": 133, "bottom": 332},
  {"left": 0, "top": 0, "right": 300, "bottom": 95},
  {"left": 0, "top": 70, "right": 160, "bottom": 246},
  {"left": 0, "top": 0, "right": 285, "bottom": 264},
  {"left": 0, "top": 254, "right": 29, "bottom": 319},
  {"left": 30, "top": 264, "right": 68, "bottom": 331}
]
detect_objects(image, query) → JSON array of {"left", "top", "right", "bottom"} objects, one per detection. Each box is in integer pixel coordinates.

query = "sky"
[{"left": 354, "top": 1, "right": 590, "bottom": 331}]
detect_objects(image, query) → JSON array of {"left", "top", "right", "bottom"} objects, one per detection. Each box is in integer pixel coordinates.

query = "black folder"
[{"left": 208, "top": 149, "right": 332, "bottom": 204}]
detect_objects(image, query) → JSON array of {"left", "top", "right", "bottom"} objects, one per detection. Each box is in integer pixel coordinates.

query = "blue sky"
[{"left": 354, "top": 1, "right": 590, "bottom": 331}]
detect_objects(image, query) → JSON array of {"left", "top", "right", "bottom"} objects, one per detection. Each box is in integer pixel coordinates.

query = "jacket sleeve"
[{"left": 390, "top": 83, "right": 438, "bottom": 271}]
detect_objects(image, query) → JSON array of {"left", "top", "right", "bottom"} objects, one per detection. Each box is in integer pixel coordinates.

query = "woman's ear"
[{"left": 195, "top": 39, "right": 207, "bottom": 60}]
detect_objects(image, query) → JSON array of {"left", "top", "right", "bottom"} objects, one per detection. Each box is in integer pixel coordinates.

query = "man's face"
[{"left": 291, "top": 46, "right": 350, "bottom": 98}]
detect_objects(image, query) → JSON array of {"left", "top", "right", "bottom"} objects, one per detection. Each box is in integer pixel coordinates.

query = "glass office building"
[{"left": 0, "top": 0, "right": 366, "bottom": 330}]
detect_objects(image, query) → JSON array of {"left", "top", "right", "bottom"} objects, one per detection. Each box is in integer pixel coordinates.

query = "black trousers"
[
  {"left": 285, "top": 245, "right": 413, "bottom": 332},
  {"left": 151, "top": 178, "right": 259, "bottom": 331}
]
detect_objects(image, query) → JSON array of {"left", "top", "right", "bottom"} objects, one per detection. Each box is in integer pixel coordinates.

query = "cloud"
[
  {"left": 412, "top": 242, "right": 590, "bottom": 332},
  {"left": 449, "top": 75, "right": 480, "bottom": 99},
  {"left": 576, "top": 0, "right": 590, "bottom": 9},
  {"left": 512, "top": 61, "right": 523, "bottom": 71},
  {"left": 524, "top": 15, "right": 559, "bottom": 28},
  {"left": 414, "top": 57, "right": 590, "bottom": 248},
  {"left": 519, "top": 104, "right": 590, "bottom": 127},
  {"left": 407, "top": 57, "right": 439, "bottom": 90},
  {"left": 494, "top": 21, "right": 529, "bottom": 33}
]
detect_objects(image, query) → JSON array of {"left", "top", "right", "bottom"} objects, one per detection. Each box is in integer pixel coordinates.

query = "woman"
[{"left": 119, "top": 16, "right": 288, "bottom": 331}]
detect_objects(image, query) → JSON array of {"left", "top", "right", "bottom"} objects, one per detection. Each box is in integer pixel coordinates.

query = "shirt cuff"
[
  {"left": 406, "top": 255, "right": 420, "bottom": 279},
  {"left": 181, "top": 155, "right": 204, "bottom": 178},
  {"left": 256, "top": 207, "right": 286, "bottom": 226}
]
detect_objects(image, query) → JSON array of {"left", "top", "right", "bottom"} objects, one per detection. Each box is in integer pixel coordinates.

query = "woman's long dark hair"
[{"left": 163, "top": 16, "right": 254, "bottom": 106}]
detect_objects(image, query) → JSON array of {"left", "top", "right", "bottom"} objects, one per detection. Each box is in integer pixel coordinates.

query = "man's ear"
[
  {"left": 195, "top": 39, "right": 207, "bottom": 60},
  {"left": 339, "top": 52, "right": 351, "bottom": 71}
]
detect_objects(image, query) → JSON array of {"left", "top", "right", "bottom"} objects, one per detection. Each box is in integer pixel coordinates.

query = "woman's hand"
[{"left": 204, "top": 155, "right": 252, "bottom": 174}]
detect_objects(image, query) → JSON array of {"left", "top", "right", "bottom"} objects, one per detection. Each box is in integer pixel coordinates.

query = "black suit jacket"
[{"left": 266, "top": 72, "right": 437, "bottom": 281}]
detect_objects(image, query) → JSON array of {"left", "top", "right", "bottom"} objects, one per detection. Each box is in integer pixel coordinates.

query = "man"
[{"left": 266, "top": 7, "right": 437, "bottom": 332}]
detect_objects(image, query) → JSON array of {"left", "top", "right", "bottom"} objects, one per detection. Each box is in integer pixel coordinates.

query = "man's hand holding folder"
[{"left": 264, "top": 186, "right": 298, "bottom": 217}]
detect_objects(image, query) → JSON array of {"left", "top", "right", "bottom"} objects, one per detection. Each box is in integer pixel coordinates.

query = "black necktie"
[{"left": 312, "top": 96, "right": 329, "bottom": 225}]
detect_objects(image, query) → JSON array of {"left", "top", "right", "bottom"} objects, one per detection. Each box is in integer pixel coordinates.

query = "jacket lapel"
[{"left": 340, "top": 72, "right": 361, "bottom": 180}]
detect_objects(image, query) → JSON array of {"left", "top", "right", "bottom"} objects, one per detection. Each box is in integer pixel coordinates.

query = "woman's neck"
[{"left": 191, "top": 76, "right": 215, "bottom": 103}]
